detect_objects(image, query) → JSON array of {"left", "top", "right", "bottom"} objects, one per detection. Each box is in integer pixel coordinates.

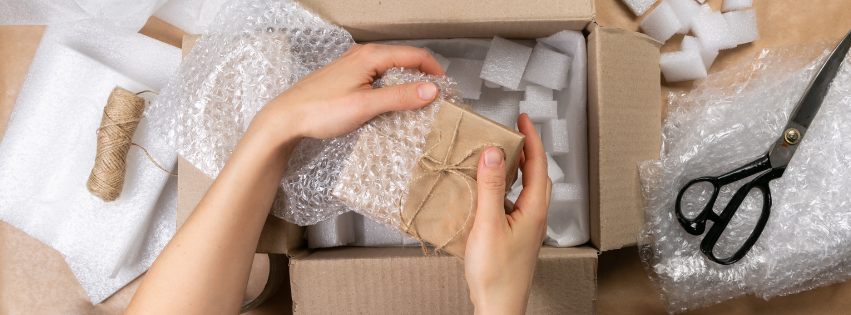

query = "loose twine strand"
[
  {"left": 397, "top": 108, "right": 506, "bottom": 255},
  {"left": 87, "top": 87, "right": 175, "bottom": 202}
]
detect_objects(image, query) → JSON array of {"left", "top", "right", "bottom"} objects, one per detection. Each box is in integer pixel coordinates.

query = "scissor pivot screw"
[{"left": 784, "top": 128, "right": 801, "bottom": 145}]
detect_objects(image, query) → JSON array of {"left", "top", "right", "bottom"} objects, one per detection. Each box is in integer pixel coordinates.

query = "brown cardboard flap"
[
  {"left": 289, "top": 246, "right": 597, "bottom": 315},
  {"left": 587, "top": 24, "right": 661, "bottom": 251},
  {"left": 297, "top": 0, "right": 594, "bottom": 41}
]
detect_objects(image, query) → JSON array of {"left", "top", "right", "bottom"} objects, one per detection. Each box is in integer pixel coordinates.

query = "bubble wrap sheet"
[
  {"left": 0, "top": 20, "right": 180, "bottom": 304},
  {"left": 637, "top": 42, "right": 851, "bottom": 313},
  {"left": 146, "top": 0, "right": 355, "bottom": 226},
  {"left": 330, "top": 68, "right": 463, "bottom": 231},
  {"left": 0, "top": 0, "right": 166, "bottom": 32}
]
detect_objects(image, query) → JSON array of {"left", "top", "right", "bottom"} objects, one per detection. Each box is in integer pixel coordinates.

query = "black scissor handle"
[
  {"left": 675, "top": 155, "right": 772, "bottom": 235},
  {"left": 700, "top": 166, "right": 785, "bottom": 265}
]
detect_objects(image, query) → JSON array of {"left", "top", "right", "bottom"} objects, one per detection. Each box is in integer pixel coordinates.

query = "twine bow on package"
[
  {"left": 332, "top": 69, "right": 525, "bottom": 259},
  {"left": 638, "top": 43, "right": 851, "bottom": 313}
]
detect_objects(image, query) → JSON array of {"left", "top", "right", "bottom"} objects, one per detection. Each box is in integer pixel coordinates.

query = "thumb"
[
  {"left": 364, "top": 81, "right": 438, "bottom": 115},
  {"left": 474, "top": 147, "right": 507, "bottom": 231}
]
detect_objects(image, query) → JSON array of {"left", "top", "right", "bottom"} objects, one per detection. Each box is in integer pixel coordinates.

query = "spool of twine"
[{"left": 87, "top": 86, "right": 174, "bottom": 202}]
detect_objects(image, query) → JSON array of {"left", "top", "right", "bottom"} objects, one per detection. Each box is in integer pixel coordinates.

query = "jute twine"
[
  {"left": 87, "top": 86, "right": 176, "bottom": 202},
  {"left": 397, "top": 108, "right": 507, "bottom": 255}
]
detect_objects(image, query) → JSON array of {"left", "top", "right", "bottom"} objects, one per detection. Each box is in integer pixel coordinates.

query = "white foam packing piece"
[
  {"left": 681, "top": 35, "right": 719, "bottom": 70},
  {"left": 692, "top": 10, "right": 738, "bottom": 50},
  {"left": 307, "top": 212, "right": 418, "bottom": 248},
  {"left": 525, "top": 85, "right": 554, "bottom": 101},
  {"left": 484, "top": 80, "right": 501, "bottom": 88},
  {"left": 0, "top": 0, "right": 166, "bottom": 32},
  {"left": 520, "top": 100, "right": 559, "bottom": 123},
  {"left": 522, "top": 43, "right": 571, "bottom": 90},
  {"left": 622, "top": 0, "right": 658, "bottom": 16},
  {"left": 502, "top": 80, "right": 532, "bottom": 91},
  {"left": 446, "top": 58, "right": 485, "bottom": 100},
  {"left": 479, "top": 36, "right": 533, "bottom": 90},
  {"left": 542, "top": 119, "right": 570, "bottom": 155},
  {"left": 722, "top": 0, "right": 753, "bottom": 12},
  {"left": 668, "top": 0, "right": 701, "bottom": 34},
  {"left": 153, "top": 0, "right": 228, "bottom": 34},
  {"left": 724, "top": 10, "right": 760, "bottom": 46},
  {"left": 661, "top": 50, "right": 708, "bottom": 82},
  {"left": 423, "top": 46, "right": 452, "bottom": 71},
  {"left": 640, "top": 1, "right": 682, "bottom": 44},
  {"left": 471, "top": 87, "right": 524, "bottom": 128},
  {"left": 0, "top": 20, "right": 180, "bottom": 304},
  {"left": 699, "top": 3, "right": 712, "bottom": 13},
  {"left": 545, "top": 183, "right": 587, "bottom": 247}
]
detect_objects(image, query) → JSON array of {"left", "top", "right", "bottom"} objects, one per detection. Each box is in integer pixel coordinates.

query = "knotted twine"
[
  {"left": 398, "top": 108, "right": 508, "bottom": 255},
  {"left": 87, "top": 86, "right": 175, "bottom": 202}
]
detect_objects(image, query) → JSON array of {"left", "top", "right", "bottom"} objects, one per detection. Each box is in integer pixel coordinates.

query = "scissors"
[{"left": 675, "top": 30, "right": 851, "bottom": 265}]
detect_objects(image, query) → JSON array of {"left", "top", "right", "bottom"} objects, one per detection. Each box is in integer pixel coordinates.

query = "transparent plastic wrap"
[
  {"left": 327, "top": 68, "right": 463, "bottom": 230},
  {"left": 637, "top": 42, "right": 851, "bottom": 313},
  {"left": 146, "top": 0, "right": 356, "bottom": 226}
]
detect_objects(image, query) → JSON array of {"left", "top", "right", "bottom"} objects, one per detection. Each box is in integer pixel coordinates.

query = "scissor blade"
[
  {"left": 790, "top": 30, "right": 851, "bottom": 129},
  {"left": 768, "top": 29, "right": 851, "bottom": 169}
]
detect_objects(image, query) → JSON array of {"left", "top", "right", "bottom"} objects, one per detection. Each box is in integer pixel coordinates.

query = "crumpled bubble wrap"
[
  {"left": 146, "top": 0, "right": 355, "bottom": 226},
  {"left": 326, "top": 67, "right": 463, "bottom": 230},
  {"left": 637, "top": 42, "right": 851, "bottom": 313}
]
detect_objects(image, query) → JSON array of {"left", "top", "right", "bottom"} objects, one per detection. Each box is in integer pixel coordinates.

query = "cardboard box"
[
  {"left": 174, "top": 0, "right": 660, "bottom": 313},
  {"left": 176, "top": 0, "right": 661, "bottom": 255}
]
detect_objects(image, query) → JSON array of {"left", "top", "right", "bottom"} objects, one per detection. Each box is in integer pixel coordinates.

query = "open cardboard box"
[{"left": 176, "top": 0, "right": 661, "bottom": 313}]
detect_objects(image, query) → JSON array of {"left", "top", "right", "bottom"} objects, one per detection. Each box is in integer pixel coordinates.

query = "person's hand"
[
  {"left": 251, "top": 43, "right": 445, "bottom": 145},
  {"left": 464, "top": 113, "right": 552, "bottom": 315}
]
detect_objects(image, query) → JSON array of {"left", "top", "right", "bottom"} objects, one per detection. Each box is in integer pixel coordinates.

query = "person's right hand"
[
  {"left": 464, "top": 113, "right": 552, "bottom": 315},
  {"left": 250, "top": 43, "right": 445, "bottom": 146}
]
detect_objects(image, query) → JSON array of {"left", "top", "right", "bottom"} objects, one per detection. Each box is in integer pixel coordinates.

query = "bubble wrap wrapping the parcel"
[
  {"left": 146, "top": 0, "right": 356, "bottom": 225},
  {"left": 637, "top": 43, "right": 851, "bottom": 313}
]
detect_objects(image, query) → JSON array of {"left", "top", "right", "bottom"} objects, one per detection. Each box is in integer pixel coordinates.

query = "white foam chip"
[
  {"left": 724, "top": 10, "right": 760, "bottom": 46},
  {"left": 681, "top": 35, "right": 718, "bottom": 70},
  {"left": 546, "top": 153, "right": 565, "bottom": 183},
  {"left": 502, "top": 80, "right": 532, "bottom": 92},
  {"left": 446, "top": 58, "right": 485, "bottom": 100},
  {"left": 622, "top": 0, "right": 658, "bottom": 16},
  {"left": 519, "top": 100, "right": 558, "bottom": 123},
  {"left": 525, "top": 85, "right": 554, "bottom": 101},
  {"left": 722, "top": 0, "right": 753, "bottom": 12},
  {"left": 308, "top": 212, "right": 418, "bottom": 248},
  {"left": 535, "top": 124, "right": 543, "bottom": 137},
  {"left": 0, "top": 20, "right": 180, "bottom": 304},
  {"left": 307, "top": 211, "right": 354, "bottom": 248},
  {"left": 522, "top": 44, "right": 571, "bottom": 90},
  {"left": 423, "top": 47, "right": 451, "bottom": 71},
  {"left": 692, "top": 10, "right": 738, "bottom": 50},
  {"left": 640, "top": 1, "right": 682, "bottom": 44},
  {"left": 484, "top": 80, "right": 500, "bottom": 88},
  {"left": 471, "top": 87, "right": 524, "bottom": 128},
  {"left": 543, "top": 119, "right": 569, "bottom": 155},
  {"left": 668, "top": 0, "right": 701, "bottom": 34},
  {"left": 660, "top": 50, "right": 708, "bottom": 82},
  {"left": 699, "top": 3, "right": 712, "bottom": 13},
  {"left": 480, "top": 36, "right": 533, "bottom": 90}
]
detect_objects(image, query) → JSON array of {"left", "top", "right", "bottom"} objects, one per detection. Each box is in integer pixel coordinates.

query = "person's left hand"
[{"left": 252, "top": 43, "right": 446, "bottom": 145}]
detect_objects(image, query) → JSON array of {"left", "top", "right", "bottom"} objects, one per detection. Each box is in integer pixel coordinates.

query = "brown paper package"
[{"left": 336, "top": 100, "right": 524, "bottom": 259}]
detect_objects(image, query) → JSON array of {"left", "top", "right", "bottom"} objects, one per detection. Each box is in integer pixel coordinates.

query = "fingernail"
[
  {"left": 418, "top": 83, "right": 437, "bottom": 101},
  {"left": 484, "top": 148, "right": 502, "bottom": 167}
]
